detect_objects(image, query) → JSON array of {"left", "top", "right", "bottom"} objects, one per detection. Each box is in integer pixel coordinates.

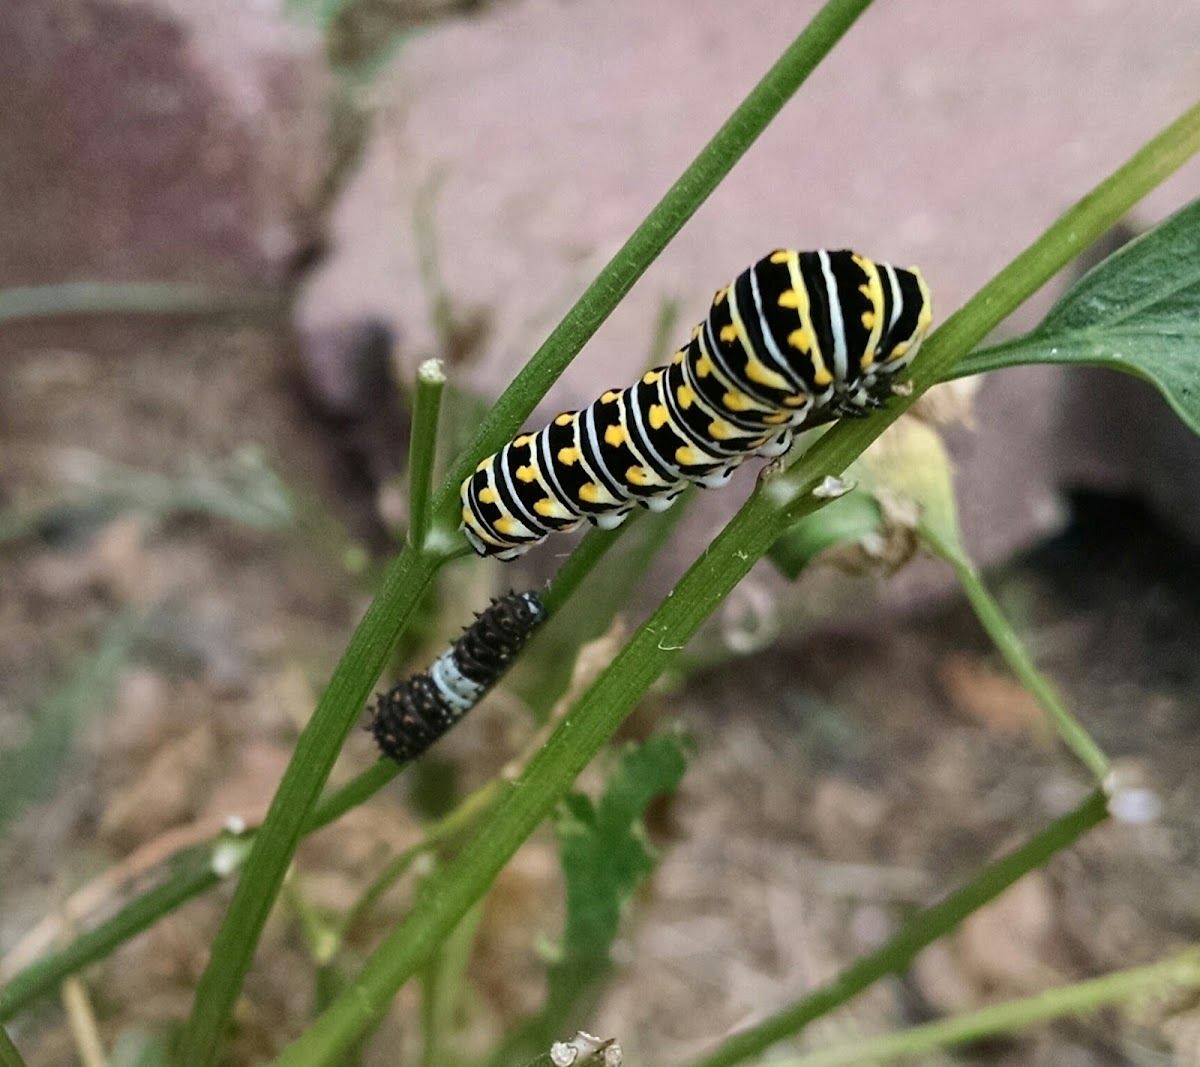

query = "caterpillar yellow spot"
[
  {"left": 642, "top": 370, "right": 662, "bottom": 385},
  {"left": 555, "top": 413, "right": 574, "bottom": 427},
  {"left": 719, "top": 324, "right": 739, "bottom": 344},
  {"left": 763, "top": 411, "right": 790, "bottom": 425},
  {"left": 694, "top": 355, "right": 713, "bottom": 378},
  {"left": 783, "top": 393, "right": 808, "bottom": 407},
  {"left": 713, "top": 287, "right": 729, "bottom": 305},
  {"left": 516, "top": 465, "right": 537, "bottom": 483},
  {"left": 787, "top": 327, "right": 810, "bottom": 353},
  {"left": 494, "top": 516, "right": 517, "bottom": 535},
  {"left": 675, "top": 445, "right": 704, "bottom": 466},
  {"left": 626, "top": 466, "right": 652, "bottom": 486},
  {"left": 778, "top": 289, "right": 800, "bottom": 309},
  {"left": 649, "top": 404, "right": 670, "bottom": 430},
  {"left": 558, "top": 446, "right": 580, "bottom": 465},
  {"left": 672, "top": 351, "right": 685, "bottom": 365},
  {"left": 479, "top": 487, "right": 498, "bottom": 505},
  {"left": 578, "top": 483, "right": 602, "bottom": 504},
  {"left": 770, "top": 250, "right": 790, "bottom": 264},
  {"left": 744, "top": 358, "right": 789, "bottom": 391},
  {"left": 722, "top": 390, "right": 753, "bottom": 412},
  {"left": 601, "top": 390, "right": 621, "bottom": 404},
  {"left": 676, "top": 385, "right": 695, "bottom": 409},
  {"left": 708, "top": 419, "right": 734, "bottom": 440},
  {"left": 813, "top": 364, "right": 834, "bottom": 386},
  {"left": 534, "top": 498, "right": 559, "bottom": 517},
  {"left": 514, "top": 433, "right": 533, "bottom": 447},
  {"left": 605, "top": 424, "right": 626, "bottom": 447}
]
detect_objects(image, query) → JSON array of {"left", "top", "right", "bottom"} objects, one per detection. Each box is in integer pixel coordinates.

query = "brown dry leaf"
[{"left": 938, "top": 653, "right": 1049, "bottom": 737}]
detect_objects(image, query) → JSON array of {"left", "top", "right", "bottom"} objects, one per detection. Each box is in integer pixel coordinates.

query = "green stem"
[
  {"left": 921, "top": 99, "right": 1200, "bottom": 392},
  {"left": 308, "top": 761, "right": 403, "bottom": 833},
  {"left": 685, "top": 791, "right": 1109, "bottom": 1067},
  {"left": 645, "top": 296, "right": 683, "bottom": 370},
  {"left": 0, "top": 835, "right": 248, "bottom": 1023},
  {"left": 420, "top": 903, "right": 484, "bottom": 1067},
  {"left": 773, "top": 948, "right": 1200, "bottom": 1067},
  {"left": 177, "top": 548, "right": 440, "bottom": 1065},
  {"left": 407, "top": 360, "right": 447, "bottom": 552},
  {"left": 271, "top": 99, "right": 1200, "bottom": 1067},
  {"left": 0, "top": 763, "right": 406, "bottom": 1023},
  {"left": 342, "top": 779, "right": 506, "bottom": 939},
  {"left": 927, "top": 534, "right": 1111, "bottom": 782}
]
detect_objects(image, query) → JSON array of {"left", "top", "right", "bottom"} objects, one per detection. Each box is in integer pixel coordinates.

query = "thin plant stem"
[
  {"left": 271, "top": 100, "right": 1200, "bottom": 1067},
  {"left": 341, "top": 778, "right": 505, "bottom": 939},
  {"left": 0, "top": 763, "right": 403, "bottom": 1021},
  {"left": 772, "top": 948, "right": 1200, "bottom": 1067},
  {"left": 307, "top": 761, "right": 403, "bottom": 834},
  {"left": 0, "top": 835, "right": 244, "bottom": 1022},
  {"left": 177, "top": 548, "right": 441, "bottom": 1064},
  {"left": 644, "top": 296, "right": 683, "bottom": 370},
  {"left": 684, "top": 792, "right": 1110, "bottom": 1067},
  {"left": 420, "top": 903, "right": 484, "bottom": 1067},
  {"left": 407, "top": 359, "right": 447, "bottom": 552},
  {"left": 929, "top": 535, "right": 1111, "bottom": 782}
]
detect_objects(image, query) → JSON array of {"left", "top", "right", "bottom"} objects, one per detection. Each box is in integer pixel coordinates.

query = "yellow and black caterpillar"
[{"left": 461, "top": 249, "right": 932, "bottom": 560}]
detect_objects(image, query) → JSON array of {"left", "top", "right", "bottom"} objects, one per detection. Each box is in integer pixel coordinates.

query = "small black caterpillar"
[
  {"left": 369, "top": 590, "right": 547, "bottom": 763},
  {"left": 461, "top": 248, "right": 933, "bottom": 560}
]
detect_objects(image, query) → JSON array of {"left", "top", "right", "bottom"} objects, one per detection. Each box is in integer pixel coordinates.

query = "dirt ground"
[{"left": 3, "top": 1, "right": 1200, "bottom": 1065}]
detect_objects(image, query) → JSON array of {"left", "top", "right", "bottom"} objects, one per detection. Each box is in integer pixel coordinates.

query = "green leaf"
[
  {"left": 491, "top": 730, "right": 692, "bottom": 1066},
  {"left": 950, "top": 196, "right": 1200, "bottom": 434},
  {"left": 766, "top": 480, "right": 883, "bottom": 579}
]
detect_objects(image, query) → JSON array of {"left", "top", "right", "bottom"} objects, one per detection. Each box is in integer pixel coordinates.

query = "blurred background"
[{"left": 2, "top": 0, "right": 1199, "bottom": 1063}]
